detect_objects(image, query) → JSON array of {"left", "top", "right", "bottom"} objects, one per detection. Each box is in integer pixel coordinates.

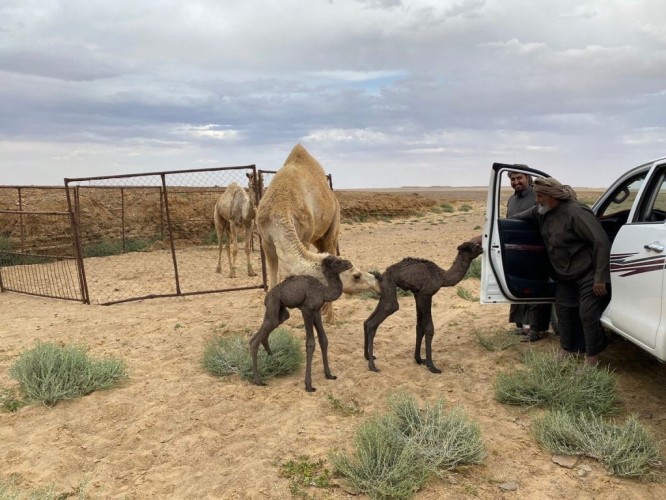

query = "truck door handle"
[{"left": 644, "top": 242, "right": 665, "bottom": 253}]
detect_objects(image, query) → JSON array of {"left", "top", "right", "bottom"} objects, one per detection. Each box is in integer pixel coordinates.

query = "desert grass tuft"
[
  {"left": 0, "top": 387, "right": 28, "bottom": 413},
  {"left": 330, "top": 393, "right": 484, "bottom": 498},
  {"left": 278, "top": 455, "right": 331, "bottom": 497},
  {"left": 0, "top": 475, "right": 94, "bottom": 499},
  {"left": 202, "top": 328, "right": 302, "bottom": 381},
  {"left": 463, "top": 257, "right": 482, "bottom": 279},
  {"left": 475, "top": 328, "right": 522, "bottom": 351},
  {"left": 388, "top": 393, "right": 485, "bottom": 473},
  {"left": 533, "top": 410, "right": 662, "bottom": 477},
  {"left": 9, "top": 342, "right": 127, "bottom": 406},
  {"left": 456, "top": 286, "right": 478, "bottom": 302},
  {"left": 494, "top": 350, "right": 619, "bottom": 415},
  {"left": 327, "top": 394, "right": 364, "bottom": 417}
]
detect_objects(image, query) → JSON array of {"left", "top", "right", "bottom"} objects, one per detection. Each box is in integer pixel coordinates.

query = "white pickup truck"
[{"left": 481, "top": 157, "right": 666, "bottom": 362}]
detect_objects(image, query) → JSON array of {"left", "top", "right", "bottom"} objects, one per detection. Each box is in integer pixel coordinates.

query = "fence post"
[
  {"left": 121, "top": 187, "right": 126, "bottom": 253},
  {"left": 161, "top": 174, "right": 181, "bottom": 295},
  {"left": 65, "top": 181, "right": 90, "bottom": 304},
  {"left": 17, "top": 187, "right": 25, "bottom": 254}
]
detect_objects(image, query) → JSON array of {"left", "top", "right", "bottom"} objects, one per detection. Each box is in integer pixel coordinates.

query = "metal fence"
[
  {"left": 0, "top": 186, "right": 83, "bottom": 301},
  {"left": 65, "top": 166, "right": 271, "bottom": 304},
  {"left": 0, "top": 167, "right": 284, "bottom": 305}
]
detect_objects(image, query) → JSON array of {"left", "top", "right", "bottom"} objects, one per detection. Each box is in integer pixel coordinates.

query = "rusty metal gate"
[{"left": 0, "top": 167, "right": 282, "bottom": 305}]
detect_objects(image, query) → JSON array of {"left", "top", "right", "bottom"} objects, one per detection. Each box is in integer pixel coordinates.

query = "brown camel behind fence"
[
  {"left": 256, "top": 144, "right": 379, "bottom": 323},
  {"left": 213, "top": 182, "right": 257, "bottom": 278}
]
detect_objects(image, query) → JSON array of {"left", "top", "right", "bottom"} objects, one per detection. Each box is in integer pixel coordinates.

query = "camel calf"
[{"left": 249, "top": 255, "right": 352, "bottom": 392}]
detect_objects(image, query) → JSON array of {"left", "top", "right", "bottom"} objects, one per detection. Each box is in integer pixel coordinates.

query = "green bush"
[
  {"left": 202, "top": 328, "right": 303, "bottom": 381},
  {"left": 456, "top": 286, "right": 478, "bottom": 301},
  {"left": 9, "top": 342, "right": 128, "bottom": 406},
  {"left": 533, "top": 410, "right": 661, "bottom": 477},
  {"left": 458, "top": 204, "right": 473, "bottom": 212},
  {"left": 278, "top": 455, "right": 331, "bottom": 497},
  {"left": 330, "top": 393, "right": 484, "bottom": 498},
  {"left": 494, "top": 350, "right": 619, "bottom": 415},
  {"left": 439, "top": 203, "right": 454, "bottom": 213},
  {"left": 463, "top": 257, "right": 481, "bottom": 279}
]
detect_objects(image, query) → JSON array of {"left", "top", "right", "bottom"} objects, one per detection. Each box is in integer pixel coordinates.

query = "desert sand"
[{"left": 1, "top": 192, "right": 666, "bottom": 499}]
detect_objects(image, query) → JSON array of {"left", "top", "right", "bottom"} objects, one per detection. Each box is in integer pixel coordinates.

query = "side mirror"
[{"left": 612, "top": 186, "right": 630, "bottom": 204}]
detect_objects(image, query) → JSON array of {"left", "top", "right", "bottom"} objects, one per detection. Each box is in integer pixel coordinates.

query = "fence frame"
[
  {"left": 64, "top": 164, "right": 269, "bottom": 305},
  {"left": 1, "top": 166, "right": 336, "bottom": 305}
]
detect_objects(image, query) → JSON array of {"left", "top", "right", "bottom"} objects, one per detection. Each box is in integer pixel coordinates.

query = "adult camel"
[{"left": 256, "top": 144, "right": 379, "bottom": 323}]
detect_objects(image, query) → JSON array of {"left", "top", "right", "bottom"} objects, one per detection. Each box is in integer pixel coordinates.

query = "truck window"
[
  {"left": 636, "top": 168, "right": 666, "bottom": 223},
  {"left": 597, "top": 173, "right": 646, "bottom": 220},
  {"left": 596, "top": 172, "right": 647, "bottom": 242}
]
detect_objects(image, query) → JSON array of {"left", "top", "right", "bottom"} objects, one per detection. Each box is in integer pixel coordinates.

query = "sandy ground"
[{"left": 2, "top": 198, "right": 666, "bottom": 499}]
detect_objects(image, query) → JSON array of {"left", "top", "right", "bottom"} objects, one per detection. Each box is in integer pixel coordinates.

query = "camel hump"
[{"left": 283, "top": 144, "right": 326, "bottom": 174}]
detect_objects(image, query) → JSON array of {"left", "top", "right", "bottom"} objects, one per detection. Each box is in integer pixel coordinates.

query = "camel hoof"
[
  {"left": 326, "top": 374, "right": 337, "bottom": 380},
  {"left": 369, "top": 366, "right": 380, "bottom": 373},
  {"left": 428, "top": 366, "right": 442, "bottom": 374},
  {"left": 305, "top": 386, "right": 316, "bottom": 393},
  {"left": 215, "top": 268, "right": 222, "bottom": 274}
]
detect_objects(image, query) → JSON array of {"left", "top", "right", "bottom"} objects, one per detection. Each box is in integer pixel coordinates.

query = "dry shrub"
[
  {"left": 494, "top": 350, "right": 619, "bottom": 415},
  {"left": 330, "top": 393, "right": 484, "bottom": 498},
  {"left": 202, "top": 328, "right": 302, "bottom": 381},
  {"left": 533, "top": 410, "right": 662, "bottom": 477},
  {"left": 9, "top": 342, "right": 127, "bottom": 406}
]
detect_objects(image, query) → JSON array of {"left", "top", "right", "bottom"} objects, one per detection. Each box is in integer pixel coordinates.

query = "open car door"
[{"left": 480, "top": 163, "right": 555, "bottom": 305}]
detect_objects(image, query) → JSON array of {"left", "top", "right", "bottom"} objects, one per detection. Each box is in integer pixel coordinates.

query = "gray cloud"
[{"left": 1, "top": 0, "right": 665, "bottom": 188}]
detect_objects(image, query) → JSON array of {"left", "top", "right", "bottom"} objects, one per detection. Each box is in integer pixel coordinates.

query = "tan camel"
[
  {"left": 213, "top": 182, "right": 257, "bottom": 278},
  {"left": 256, "top": 144, "right": 380, "bottom": 323}
]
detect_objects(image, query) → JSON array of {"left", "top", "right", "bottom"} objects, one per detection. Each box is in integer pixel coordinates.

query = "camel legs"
[
  {"left": 312, "top": 309, "right": 336, "bottom": 382},
  {"left": 301, "top": 309, "right": 318, "bottom": 392},
  {"left": 363, "top": 285, "right": 400, "bottom": 372},
  {"left": 314, "top": 215, "right": 340, "bottom": 325},
  {"left": 215, "top": 217, "right": 229, "bottom": 274},
  {"left": 227, "top": 225, "right": 239, "bottom": 278},
  {"left": 249, "top": 301, "right": 290, "bottom": 386},
  {"left": 261, "top": 240, "right": 280, "bottom": 289},
  {"left": 242, "top": 224, "right": 256, "bottom": 277},
  {"left": 414, "top": 293, "right": 441, "bottom": 373}
]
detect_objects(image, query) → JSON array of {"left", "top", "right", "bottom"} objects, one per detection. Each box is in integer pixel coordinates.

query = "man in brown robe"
[{"left": 512, "top": 177, "right": 611, "bottom": 366}]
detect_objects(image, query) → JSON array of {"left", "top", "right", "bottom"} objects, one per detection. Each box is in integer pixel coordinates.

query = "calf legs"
[
  {"left": 414, "top": 293, "right": 440, "bottom": 373},
  {"left": 302, "top": 308, "right": 336, "bottom": 392},
  {"left": 249, "top": 303, "right": 290, "bottom": 386},
  {"left": 363, "top": 285, "right": 400, "bottom": 372}
]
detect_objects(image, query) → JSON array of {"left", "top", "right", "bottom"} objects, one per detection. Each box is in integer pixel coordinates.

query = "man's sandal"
[{"left": 521, "top": 331, "right": 546, "bottom": 342}]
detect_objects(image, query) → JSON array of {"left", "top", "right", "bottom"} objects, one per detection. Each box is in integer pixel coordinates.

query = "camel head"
[
  {"left": 322, "top": 255, "right": 353, "bottom": 276},
  {"left": 457, "top": 241, "right": 483, "bottom": 259},
  {"left": 339, "top": 263, "right": 382, "bottom": 294}
]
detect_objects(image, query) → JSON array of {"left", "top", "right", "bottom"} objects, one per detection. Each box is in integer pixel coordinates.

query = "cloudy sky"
[{"left": 1, "top": 0, "right": 665, "bottom": 188}]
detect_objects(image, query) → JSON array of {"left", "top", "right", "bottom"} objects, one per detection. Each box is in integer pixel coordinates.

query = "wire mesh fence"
[
  {"left": 65, "top": 165, "right": 272, "bottom": 304},
  {"left": 0, "top": 185, "right": 83, "bottom": 301},
  {"left": 0, "top": 167, "right": 298, "bottom": 305}
]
